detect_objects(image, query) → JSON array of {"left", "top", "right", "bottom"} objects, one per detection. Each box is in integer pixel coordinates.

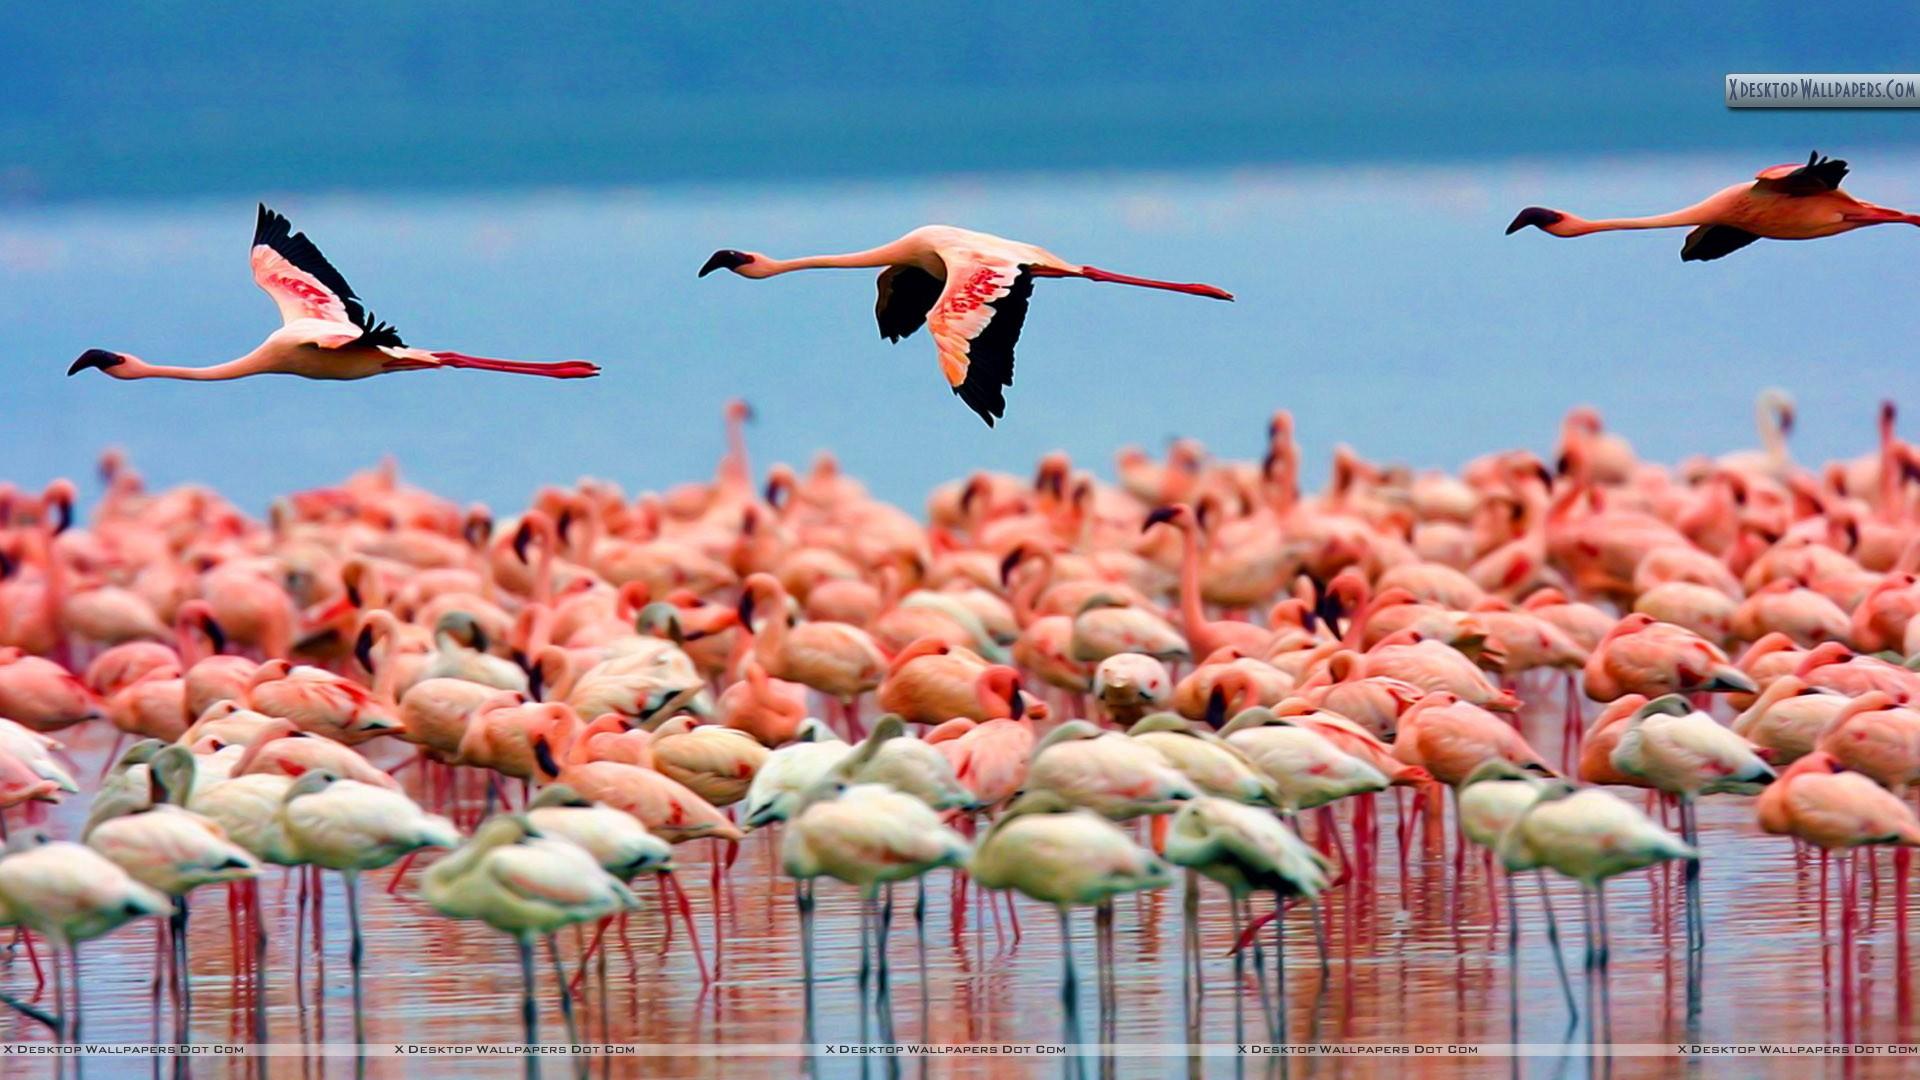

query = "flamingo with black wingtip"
[
  {"left": 68, "top": 204, "right": 600, "bottom": 383},
  {"left": 698, "top": 225, "right": 1233, "bottom": 427},
  {"left": 1507, "top": 152, "right": 1920, "bottom": 261}
]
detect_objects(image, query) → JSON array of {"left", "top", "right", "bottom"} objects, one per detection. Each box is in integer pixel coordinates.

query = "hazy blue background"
[{"left": 4, "top": 4, "right": 1919, "bottom": 513}]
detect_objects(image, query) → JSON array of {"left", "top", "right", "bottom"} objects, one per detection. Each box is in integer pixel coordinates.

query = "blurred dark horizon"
[{"left": 8, "top": 3, "right": 1920, "bottom": 204}]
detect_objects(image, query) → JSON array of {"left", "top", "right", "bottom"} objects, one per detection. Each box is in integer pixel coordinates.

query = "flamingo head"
[
  {"left": 698, "top": 249, "right": 763, "bottom": 278},
  {"left": 1141, "top": 504, "right": 1191, "bottom": 534},
  {"left": 976, "top": 665, "right": 1025, "bottom": 720},
  {"left": 68, "top": 349, "right": 132, "bottom": 378},
  {"left": 1505, "top": 207, "right": 1567, "bottom": 236}
]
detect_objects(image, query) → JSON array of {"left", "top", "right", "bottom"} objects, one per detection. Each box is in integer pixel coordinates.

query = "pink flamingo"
[
  {"left": 69, "top": 205, "right": 598, "bottom": 382},
  {"left": 1508, "top": 152, "right": 1920, "bottom": 261},
  {"left": 698, "top": 226, "right": 1231, "bottom": 425}
]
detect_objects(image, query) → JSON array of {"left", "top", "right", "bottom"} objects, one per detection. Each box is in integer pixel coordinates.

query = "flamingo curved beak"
[
  {"left": 1505, "top": 207, "right": 1565, "bottom": 235},
  {"left": 68, "top": 349, "right": 125, "bottom": 376},
  {"left": 699, "top": 250, "right": 753, "bottom": 277}
]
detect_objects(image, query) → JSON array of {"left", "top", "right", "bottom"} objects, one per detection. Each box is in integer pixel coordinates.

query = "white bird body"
[
  {"left": 280, "top": 778, "right": 460, "bottom": 872},
  {"left": 425, "top": 817, "right": 635, "bottom": 938},
  {"left": 1128, "top": 715, "right": 1279, "bottom": 805},
  {"left": 1025, "top": 721, "right": 1197, "bottom": 820},
  {"left": 0, "top": 839, "right": 170, "bottom": 945},
  {"left": 969, "top": 802, "right": 1171, "bottom": 906},
  {"left": 525, "top": 803, "right": 673, "bottom": 880},
  {"left": 1221, "top": 712, "right": 1389, "bottom": 811},
  {"left": 782, "top": 783, "right": 969, "bottom": 895},
  {"left": 850, "top": 735, "right": 975, "bottom": 810},
  {"left": 86, "top": 804, "right": 258, "bottom": 896},
  {"left": 1498, "top": 787, "right": 1696, "bottom": 884},
  {"left": 189, "top": 773, "right": 299, "bottom": 863},
  {"left": 1612, "top": 698, "right": 1775, "bottom": 797},
  {"left": 0, "top": 718, "right": 77, "bottom": 793},
  {"left": 1458, "top": 776, "right": 1550, "bottom": 850},
  {"left": 1164, "top": 796, "right": 1331, "bottom": 898},
  {"left": 742, "top": 734, "right": 855, "bottom": 827}
]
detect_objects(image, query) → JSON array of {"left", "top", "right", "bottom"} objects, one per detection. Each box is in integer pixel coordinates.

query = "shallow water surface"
[{"left": 0, "top": 684, "right": 1917, "bottom": 1079}]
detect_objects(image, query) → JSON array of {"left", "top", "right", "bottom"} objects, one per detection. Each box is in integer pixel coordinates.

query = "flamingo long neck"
[
  {"left": 121, "top": 356, "right": 266, "bottom": 381},
  {"left": 751, "top": 587, "right": 789, "bottom": 669},
  {"left": 754, "top": 242, "right": 913, "bottom": 276},
  {"left": 531, "top": 519, "right": 556, "bottom": 608},
  {"left": 1174, "top": 520, "right": 1208, "bottom": 642},
  {"left": 368, "top": 624, "right": 402, "bottom": 702},
  {"left": 1757, "top": 402, "right": 1786, "bottom": 464},
  {"left": 1879, "top": 411, "right": 1900, "bottom": 522},
  {"left": 1009, "top": 556, "right": 1048, "bottom": 628},
  {"left": 1547, "top": 207, "right": 1710, "bottom": 236},
  {"left": 720, "top": 413, "right": 751, "bottom": 492}
]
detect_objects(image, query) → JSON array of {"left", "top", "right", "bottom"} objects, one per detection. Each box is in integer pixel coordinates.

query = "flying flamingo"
[
  {"left": 698, "top": 226, "right": 1232, "bottom": 425},
  {"left": 1507, "top": 152, "right": 1920, "bottom": 261},
  {"left": 69, "top": 205, "right": 599, "bottom": 382}
]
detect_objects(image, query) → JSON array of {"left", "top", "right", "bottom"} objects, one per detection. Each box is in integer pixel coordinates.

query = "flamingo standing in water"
[
  {"left": 425, "top": 814, "right": 636, "bottom": 1069},
  {"left": 698, "top": 226, "right": 1233, "bottom": 425},
  {"left": 969, "top": 791, "right": 1171, "bottom": 1010},
  {"left": 0, "top": 833, "right": 170, "bottom": 1044},
  {"left": 1507, "top": 152, "right": 1920, "bottom": 261},
  {"left": 69, "top": 205, "right": 599, "bottom": 383}
]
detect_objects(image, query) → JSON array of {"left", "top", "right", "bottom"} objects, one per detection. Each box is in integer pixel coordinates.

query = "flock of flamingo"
[
  {"left": 0, "top": 388, "right": 1917, "bottom": 1062},
  {"left": 12, "top": 152, "right": 1920, "bottom": 1069}
]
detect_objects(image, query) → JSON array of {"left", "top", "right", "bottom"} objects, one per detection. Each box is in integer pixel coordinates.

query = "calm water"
[
  {"left": 2, "top": 151, "right": 1918, "bottom": 518},
  {"left": 0, "top": 684, "right": 1916, "bottom": 1079}
]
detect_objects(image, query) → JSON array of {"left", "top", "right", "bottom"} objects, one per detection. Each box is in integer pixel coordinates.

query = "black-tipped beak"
[
  {"left": 512, "top": 520, "right": 533, "bottom": 563},
  {"left": 1142, "top": 506, "right": 1179, "bottom": 532},
  {"left": 1505, "top": 207, "right": 1564, "bottom": 235},
  {"left": 999, "top": 546, "right": 1026, "bottom": 586},
  {"left": 736, "top": 591, "right": 755, "bottom": 631},
  {"left": 1204, "top": 687, "right": 1228, "bottom": 730},
  {"left": 1780, "top": 408, "right": 1796, "bottom": 436},
  {"left": 1009, "top": 683, "right": 1026, "bottom": 720},
  {"left": 353, "top": 626, "right": 375, "bottom": 673},
  {"left": 68, "top": 349, "right": 124, "bottom": 376},
  {"left": 699, "top": 250, "right": 753, "bottom": 277},
  {"left": 533, "top": 737, "right": 560, "bottom": 780}
]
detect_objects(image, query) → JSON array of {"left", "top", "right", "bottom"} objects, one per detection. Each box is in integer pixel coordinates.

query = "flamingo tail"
[
  {"left": 1051, "top": 265, "right": 1233, "bottom": 301},
  {"left": 430, "top": 352, "right": 601, "bottom": 378}
]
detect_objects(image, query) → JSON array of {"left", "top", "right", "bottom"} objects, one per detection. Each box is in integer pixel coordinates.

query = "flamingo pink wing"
[{"left": 925, "top": 256, "right": 1034, "bottom": 428}]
